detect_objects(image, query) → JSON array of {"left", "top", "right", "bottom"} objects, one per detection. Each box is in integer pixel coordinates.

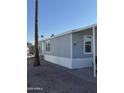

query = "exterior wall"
[
  {"left": 71, "top": 27, "right": 97, "bottom": 69},
  {"left": 72, "top": 58, "right": 93, "bottom": 68},
  {"left": 39, "top": 26, "right": 97, "bottom": 69},
  {"left": 43, "top": 34, "right": 72, "bottom": 69},
  {"left": 44, "top": 54, "right": 72, "bottom": 69},
  {"left": 44, "top": 34, "right": 71, "bottom": 58},
  {"left": 72, "top": 28, "right": 97, "bottom": 58}
]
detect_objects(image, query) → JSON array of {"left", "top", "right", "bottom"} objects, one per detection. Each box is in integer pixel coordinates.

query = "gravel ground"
[{"left": 27, "top": 57, "right": 97, "bottom": 93}]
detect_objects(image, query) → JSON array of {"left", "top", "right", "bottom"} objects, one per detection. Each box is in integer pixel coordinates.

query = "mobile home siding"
[
  {"left": 72, "top": 28, "right": 94, "bottom": 58},
  {"left": 39, "top": 24, "right": 97, "bottom": 69},
  {"left": 44, "top": 34, "right": 71, "bottom": 58}
]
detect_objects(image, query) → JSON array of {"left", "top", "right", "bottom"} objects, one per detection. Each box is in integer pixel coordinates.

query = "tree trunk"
[{"left": 33, "top": 0, "right": 40, "bottom": 66}]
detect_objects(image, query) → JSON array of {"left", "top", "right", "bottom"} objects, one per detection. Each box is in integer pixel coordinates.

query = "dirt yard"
[{"left": 27, "top": 57, "right": 97, "bottom": 93}]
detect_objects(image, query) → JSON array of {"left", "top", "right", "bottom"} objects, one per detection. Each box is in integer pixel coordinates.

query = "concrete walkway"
[{"left": 27, "top": 58, "right": 97, "bottom": 93}]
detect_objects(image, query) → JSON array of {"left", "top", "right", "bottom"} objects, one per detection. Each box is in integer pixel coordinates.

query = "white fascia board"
[
  {"left": 40, "top": 24, "right": 97, "bottom": 42},
  {"left": 72, "top": 24, "right": 97, "bottom": 33}
]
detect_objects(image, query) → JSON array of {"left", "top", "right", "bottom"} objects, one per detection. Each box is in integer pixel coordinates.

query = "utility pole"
[{"left": 33, "top": 0, "right": 40, "bottom": 66}]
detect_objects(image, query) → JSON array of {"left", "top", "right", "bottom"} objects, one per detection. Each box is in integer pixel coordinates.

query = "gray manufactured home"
[{"left": 39, "top": 24, "right": 97, "bottom": 69}]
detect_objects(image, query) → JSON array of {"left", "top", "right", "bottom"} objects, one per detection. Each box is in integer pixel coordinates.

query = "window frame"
[
  {"left": 83, "top": 35, "right": 93, "bottom": 54},
  {"left": 45, "top": 40, "right": 51, "bottom": 53}
]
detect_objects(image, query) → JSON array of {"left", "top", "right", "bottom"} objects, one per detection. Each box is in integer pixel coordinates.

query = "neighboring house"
[
  {"left": 39, "top": 24, "right": 97, "bottom": 69},
  {"left": 27, "top": 42, "right": 34, "bottom": 54},
  {"left": 27, "top": 47, "right": 29, "bottom": 54}
]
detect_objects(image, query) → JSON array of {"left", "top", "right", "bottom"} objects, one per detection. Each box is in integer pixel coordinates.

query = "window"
[
  {"left": 45, "top": 40, "right": 51, "bottom": 52},
  {"left": 84, "top": 35, "right": 92, "bottom": 54}
]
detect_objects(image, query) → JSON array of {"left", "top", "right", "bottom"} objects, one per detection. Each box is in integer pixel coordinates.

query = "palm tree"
[{"left": 33, "top": 0, "right": 40, "bottom": 66}]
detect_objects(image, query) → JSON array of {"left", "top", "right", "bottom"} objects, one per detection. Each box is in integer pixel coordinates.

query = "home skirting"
[{"left": 44, "top": 54, "right": 93, "bottom": 69}]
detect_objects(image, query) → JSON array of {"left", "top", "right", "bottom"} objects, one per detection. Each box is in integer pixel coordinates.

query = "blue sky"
[{"left": 27, "top": 0, "right": 96, "bottom": 44}]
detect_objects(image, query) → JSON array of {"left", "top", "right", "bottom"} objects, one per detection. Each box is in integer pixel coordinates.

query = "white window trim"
[
  {"left": 83, "top": 35, "right": 93, "bottom": 54},
  {"left": 45, "top": 40, "right": 51, "bottom": 53}
]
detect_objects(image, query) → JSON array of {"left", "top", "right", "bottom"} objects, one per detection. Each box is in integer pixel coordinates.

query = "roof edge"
[{"left": 41, "top": 23, "right": 97, "bottom": 41}]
